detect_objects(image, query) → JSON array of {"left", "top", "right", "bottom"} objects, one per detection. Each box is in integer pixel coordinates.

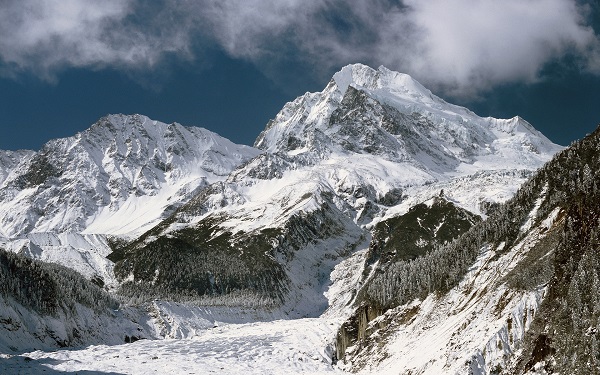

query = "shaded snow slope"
[
  {"left": 0, "top": 295, "right": 152, "bottom": 354},
  {"left": 0, "top": 233, "right": 117, "bottom": 289}
]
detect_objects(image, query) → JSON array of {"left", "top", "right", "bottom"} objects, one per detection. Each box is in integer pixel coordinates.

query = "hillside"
[{"left": 336, "top": 126, "right": 600, "bottom": 374}]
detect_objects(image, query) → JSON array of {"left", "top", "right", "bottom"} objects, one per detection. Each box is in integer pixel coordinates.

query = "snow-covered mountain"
[
  {"left": 0, "top": 114, "right": 259, "bottom": 285},
  {"left": 256, "top": 64, "right": 557, "bottom": 173},
  {"left": 2, "top": 63, "right": 581, "bottom": 375},
  {"left": 252, "top": 64, "right": 560, "bottom": 220},
  {"left": 109, "top": 64, "right": 562, "bottom": 317},
  {"left": 0, "top": 113, "right": 260, "bottom": 239}
]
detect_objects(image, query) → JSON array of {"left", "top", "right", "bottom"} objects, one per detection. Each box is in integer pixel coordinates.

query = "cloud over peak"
[{"left": 396, "top": 0, "right": 597, "bottom": 95}]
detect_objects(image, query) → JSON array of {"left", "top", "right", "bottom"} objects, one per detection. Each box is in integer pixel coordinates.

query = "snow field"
[{"left": 1, "top": 318, "right": 342, "bottom": 375}]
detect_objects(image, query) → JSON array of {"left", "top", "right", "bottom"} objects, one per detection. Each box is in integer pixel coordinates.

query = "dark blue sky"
[
  {"left": 1, "top": 0, "right": 600, "bottom": 150},
  {"left": 0, "top": 52, "right": 299, "bottom": 150}
]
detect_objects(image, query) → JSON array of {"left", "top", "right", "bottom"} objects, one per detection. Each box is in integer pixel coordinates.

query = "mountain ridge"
[
  {"left": 254, "top": 64, "right": 561, "bottom": 202},
  {"left": 103, "top": 64, "right": 562, "bottom": 317},
  {"left": 0, "top": 113, "right": 260, "bottom": 239},
  {"left": 1, "top": 63, "right": 583, "bottom": 375}
]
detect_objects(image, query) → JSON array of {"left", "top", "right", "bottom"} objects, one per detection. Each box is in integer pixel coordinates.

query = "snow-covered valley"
[
  {"left": 0, "top": 198, "right": 562, "bottom": 374},
  {"left": 5, "top": 63, "right": 594, "bottom": 375}
]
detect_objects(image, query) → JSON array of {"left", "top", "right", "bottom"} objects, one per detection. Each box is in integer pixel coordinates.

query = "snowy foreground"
[{"left": 0, "top": 318, "right": 342, "bottom": 375}]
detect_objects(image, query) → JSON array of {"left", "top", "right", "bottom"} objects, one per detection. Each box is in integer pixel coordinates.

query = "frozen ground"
[{"left": 0, "top": 318, "right": 341, "bottom": 375}]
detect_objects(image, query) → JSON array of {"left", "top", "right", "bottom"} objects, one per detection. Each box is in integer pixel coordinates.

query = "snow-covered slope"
[
  {"left": 0, "top": 114, "right": 260, "bottom": 239},
  {"left": 0, "top": 233, "right": 117, "bottom": 289},
  {"left": 343, "top": 208, "right": 560, "bottom": 374},
  {"left": 0, "top": 114, "right": 260, "bottom": 284},
  {"left": 335, "top": 125, "right": 600, "bottom": 374},
  {"left": 111, "top": 64, "right": 562, "bottom": 318},
  {"left": 0, "top": 150, "right": 34, "bottom": 187}
]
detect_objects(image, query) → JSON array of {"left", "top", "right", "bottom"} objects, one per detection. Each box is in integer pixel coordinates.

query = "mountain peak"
[
  {"left": 255, "top": 63, "right": 561, "bottom": 174},
  {"left": 332, "top": 64, "right": 435, "bottom": 101},
  {"left": 0, "top": 114, "right": 261, "bottom": 238},
  {"left": 87, "top": 114, "right": 169, "bottom": 138},
  {"left": 332, "top": 63, "right": 378, "bottom": 94}
]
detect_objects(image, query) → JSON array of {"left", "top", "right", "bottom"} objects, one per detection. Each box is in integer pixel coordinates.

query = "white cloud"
[
  {"left": 1, "top": 0, "right": 599, "bottom": 96},
  {"left": 0, "top": 0, "right": 193, "bottom": 80},
  {"left": 199, "top": 0, "right": 323, "bottom": 58},
  {"left": 191, "top": 0, "right": 600, "bottom": 96},
  {"left": 391, "top": 0, "right": 599, "bottom": 96}
]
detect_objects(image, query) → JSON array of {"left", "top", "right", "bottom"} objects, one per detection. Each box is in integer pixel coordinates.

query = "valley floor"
[{"left": 0, "top": 318, "right": 341, "bottom": 375}]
